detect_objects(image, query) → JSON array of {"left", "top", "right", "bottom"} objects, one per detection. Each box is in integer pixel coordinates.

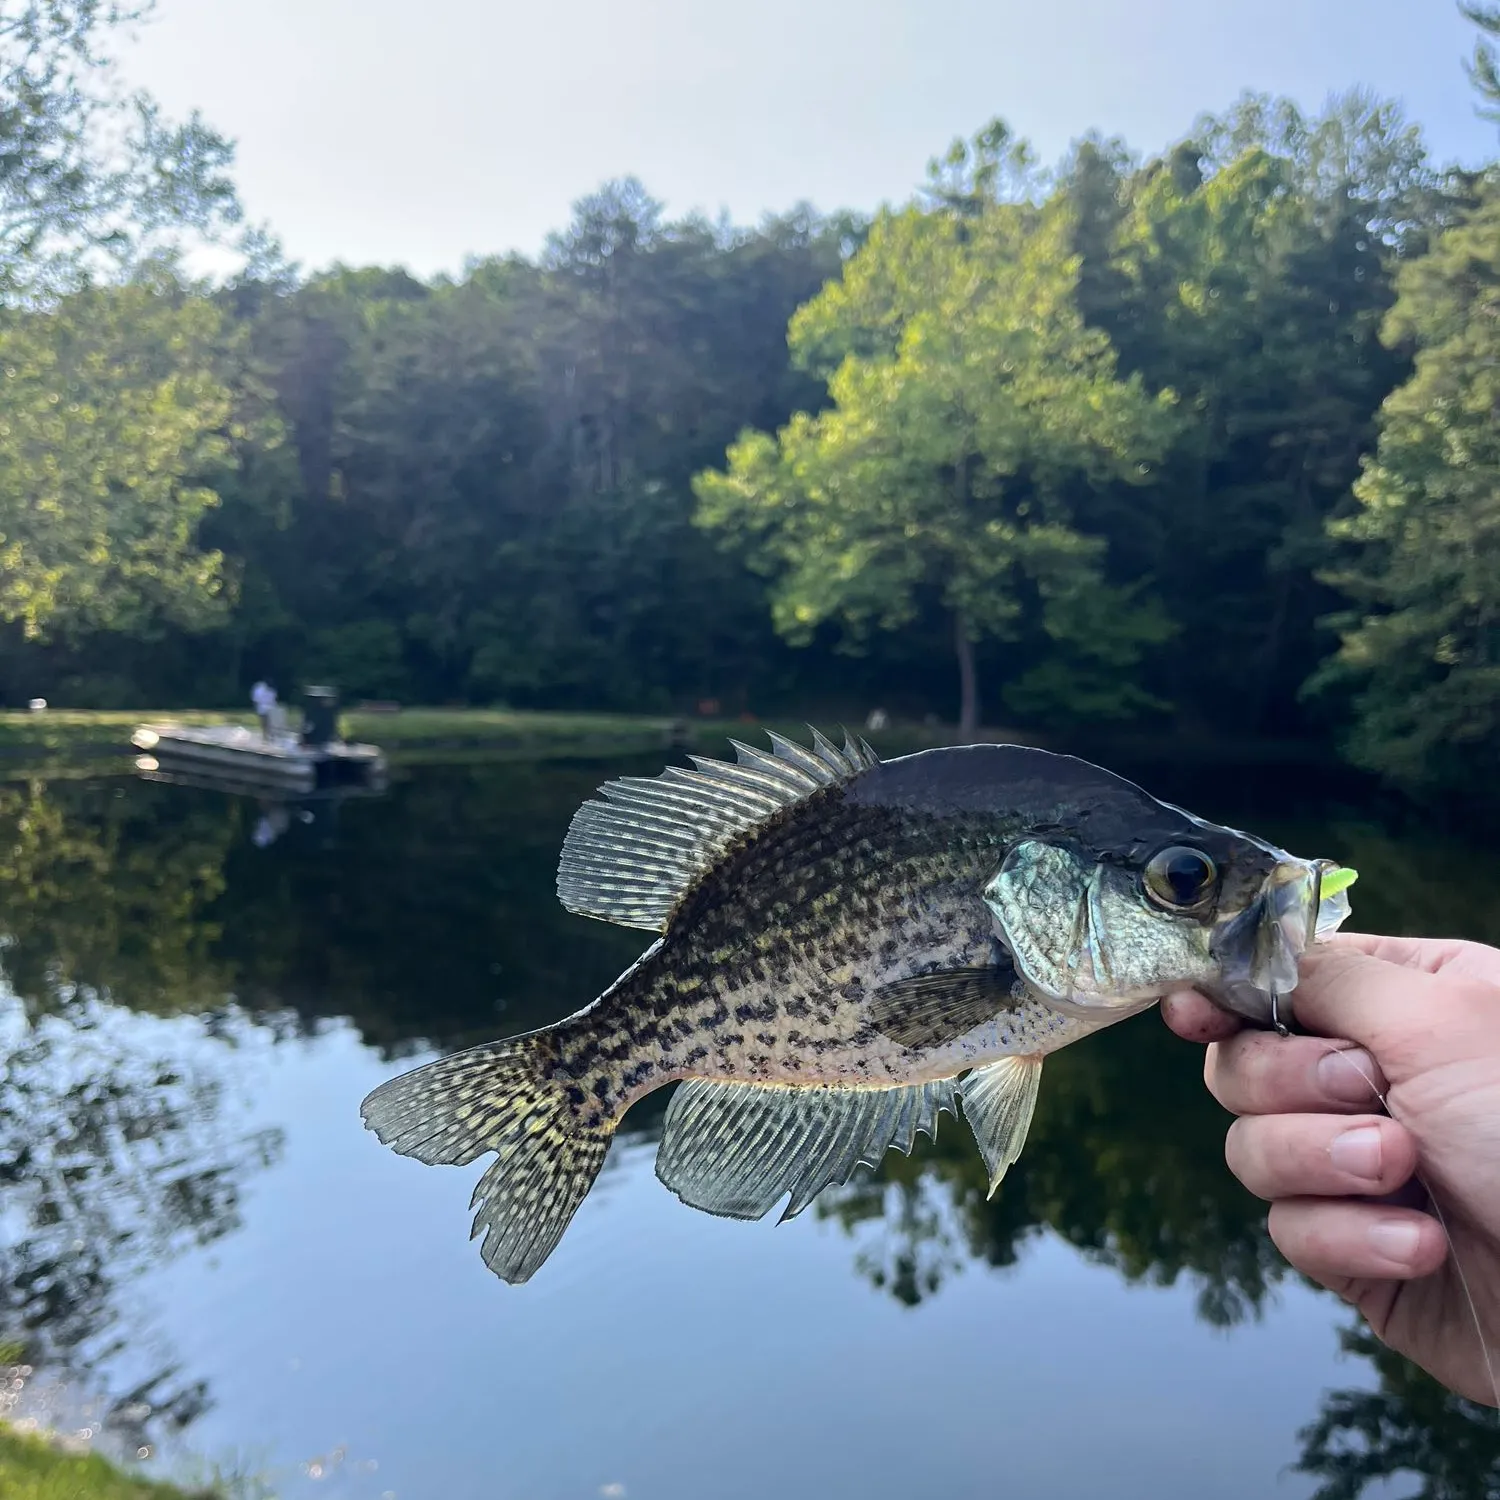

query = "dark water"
[{"left": 0, "top": 749, "right": 1497, "bottom": 1500}]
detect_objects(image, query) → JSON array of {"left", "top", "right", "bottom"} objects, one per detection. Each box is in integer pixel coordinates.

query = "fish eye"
[{"left": 1143, "top": 846, "right": 1218, "bottom": 911}]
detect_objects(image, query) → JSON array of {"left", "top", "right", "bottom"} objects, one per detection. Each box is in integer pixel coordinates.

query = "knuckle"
[
  {"left": 1456, "top": 973, "right": 1500, "bottom": 1016},
  {"left": 1224, "top": 1116, "right": 1276, "bottom": 1196},
  {"left": 1212, "top": 1032, "right": 1289, "bottom": 1112},
  {"left": 1268, "top": 1198, "right": 1330, "bottom": 1265},
  {"left": 1265, "top": 1200, "right": 1306, "bottom": 1257},
  {"left": 1207, "top": 1034, "right": 1255, "bottom": 1099},
  {"left": 1453, "top": 939, "right": 1497, "bottom": 973},
  {"left": 1264, "top": 1121, "right": 1308, "bottom": 1188}
]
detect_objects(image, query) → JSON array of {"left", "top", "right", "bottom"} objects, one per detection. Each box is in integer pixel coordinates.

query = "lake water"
[{"left": 0, "top": 746, "right": 1497, "bottom": 1500}]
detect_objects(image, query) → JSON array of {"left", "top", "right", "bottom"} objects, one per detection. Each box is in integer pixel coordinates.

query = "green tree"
[
  {"left": 0, "top": 0, "right": 241, "bottom": 301},
  {"left": 208, "top": 193, "right": 854, "bottom": 714},
  {"left": 1308, "top": 181, "right": 1500, "bottom": 795},
  {"left": 0, "top": 86, "right": 1461, "bottom": 747},
  {"left": 1465, "top": 1, "right": 1500, "bottom": 125},
  {"left": 0, "top": 270, "right": 273, "bottom": 650},
  {"left": 1060, "top": 94, "right": 1432, "bottom": 734},
  {"left": 695, "top": 138, "right": 1177, "bottom": 736}
]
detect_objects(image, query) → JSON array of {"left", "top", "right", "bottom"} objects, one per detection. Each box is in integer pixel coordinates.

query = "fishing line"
[{"left": 1316, "top": 1040, "right": 1500, "bottom": 1412}]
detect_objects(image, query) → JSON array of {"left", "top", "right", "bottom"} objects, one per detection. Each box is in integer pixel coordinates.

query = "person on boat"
[{"left": 251, "top": 679, "right": 277, "bottom": 739}]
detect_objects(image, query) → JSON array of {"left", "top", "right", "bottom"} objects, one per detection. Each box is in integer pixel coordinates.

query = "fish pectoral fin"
[
  {"left": 656, "top": 1076, "right": 958, "bottom": 1224},
  {"left": 960, "top": 1055, "right": 1043, "bottom": 1199},
  {"left": 867, "top": 965, "right": 1019, "bottom": 1051}
]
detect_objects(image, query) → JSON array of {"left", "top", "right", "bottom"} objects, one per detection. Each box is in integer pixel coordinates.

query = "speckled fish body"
[
  {"left": 361, "top": 731, "right": 1355, "bottom": 1284},
  {"left": 551, "top": 774, "right": 1102, "bottom": 1117}
]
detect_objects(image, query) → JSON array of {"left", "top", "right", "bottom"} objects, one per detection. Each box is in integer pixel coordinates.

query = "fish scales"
[{"left": 551, "top": 794, "right": 1021, "bottom": 1126}]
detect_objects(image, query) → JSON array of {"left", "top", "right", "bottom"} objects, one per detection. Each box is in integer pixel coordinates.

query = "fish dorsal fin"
[
  {"left": 960, "top": 1055, "right": 1043, "bottom": 1198},
  {"left": 556, "top": 728, "right": 880, "bottom": 933},
  {"left": 655, "top": 1076, "right": 957, "bottom": 1222}
]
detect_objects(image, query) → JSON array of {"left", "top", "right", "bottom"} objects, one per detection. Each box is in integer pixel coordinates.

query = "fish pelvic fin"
[
  {"left": 960, "top": 1055, "right": 1043, "bottom": 1198},
  {"left": 360, "top": 1033, "right": 612, "bottom": 1285},
  {"left": 555, "top": 727, "right": 879, "bottom": 933}
]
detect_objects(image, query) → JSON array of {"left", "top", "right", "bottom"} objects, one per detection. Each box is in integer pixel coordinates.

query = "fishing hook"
[{"left": 1269, "top": 990, "right": 1291, "bottom": 1038}]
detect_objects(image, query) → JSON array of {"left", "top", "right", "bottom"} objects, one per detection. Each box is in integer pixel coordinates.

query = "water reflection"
[
  {"left": 0, "top": 758, "right": 1493, "bottom": 1496},
  {"left": 0, "top": 777, "right": 237, "bottom": 1018},
  {"left": 0, "top": 988, "right": 283, "bottom": 1456},
  {"left": 1296, "top": 1324, "right": 1500, "bottom": 1499},
  {"left": 0, "top": 765, "right": 643, "bottom": 1045},
  {"left": 134, "top": 758, "right": 386, "bottom": 852},
  {"left": 815, "top": 1012, "right": 1283, "bottom": 1325}
]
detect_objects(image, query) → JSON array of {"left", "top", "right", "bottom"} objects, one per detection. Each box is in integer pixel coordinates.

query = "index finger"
[
  {"left": 1320, "top": 931, "right": 1489, "bottom": 973},
  {"left": 1290, "top": 945, "right": 1500, "bottom": 1079}
]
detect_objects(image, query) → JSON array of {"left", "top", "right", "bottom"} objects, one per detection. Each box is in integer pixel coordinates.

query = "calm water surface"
[{"left": 0, "top": 748, "right": 1497, "bottom": 1500}]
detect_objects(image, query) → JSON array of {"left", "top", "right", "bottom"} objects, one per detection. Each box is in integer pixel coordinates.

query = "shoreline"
[{"left": 0, "top": 707, "right": 1343, "bottom": 771}]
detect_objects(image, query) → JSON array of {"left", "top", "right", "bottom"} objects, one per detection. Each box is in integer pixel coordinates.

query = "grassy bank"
[
  {"left": 0, "top": 705, "right": 1339, "bottom": 773},
  {"left": 0, "top": 709, "right": 252, "bottom": 756},
  {"left": 0, "top": 1423, "right": 216, "bottom": 1499},
  {"left": 0, "top": 707, "right": 685, "bottom": 760},
  {"left": 0, "top": 707, "right": 948, "bottom": 760}
]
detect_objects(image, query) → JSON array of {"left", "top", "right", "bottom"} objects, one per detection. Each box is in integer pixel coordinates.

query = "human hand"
[{"left": 1163, "top": 932, "right": 1500, "bottom": 1408}]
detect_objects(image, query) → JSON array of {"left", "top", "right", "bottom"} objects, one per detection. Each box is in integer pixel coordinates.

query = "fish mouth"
[{"left": 1203, "top": 859, "right": 1354, "bottom": 1026}]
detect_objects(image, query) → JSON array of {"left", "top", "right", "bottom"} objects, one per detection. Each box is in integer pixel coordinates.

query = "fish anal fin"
[
  {"left": 960, "top": 1055, "right": 1043, "bottom": 1198},
  {"left": 868, "top": 965, "right": 1020, "bottom": 1051},
  {"left": 655, "top": 1076, "right": 957, "bottom": 1223}
]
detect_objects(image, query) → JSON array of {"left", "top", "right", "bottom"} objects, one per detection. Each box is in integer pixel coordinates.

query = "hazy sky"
[{"left": 119, "top": 0, "right": 1491, "bottom": 280}]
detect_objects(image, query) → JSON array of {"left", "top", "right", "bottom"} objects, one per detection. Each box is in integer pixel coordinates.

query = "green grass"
[
  {"left": 0, "top": 707, "right": 1022, "bottom": 790},
  {"left": 340, "top": 707, "right": 680, "bottom": 751},
  {"left": 0, "top": 706, "right": 953, "bottom": 763},
  {"left": 0, "top": 707, "right": 671, "bottom": 771},
  {"left": 0, "top": 709, "right": 252, "bottom": 754},
  {"left": 0, "top": 706, "right": 681, "bottom": 753},
  {"left": 0, "top": 1424, "right": 217, "bottom": 1500},
  {"left": 0, "top": 705, "right": 1335, "bottom": 780}
]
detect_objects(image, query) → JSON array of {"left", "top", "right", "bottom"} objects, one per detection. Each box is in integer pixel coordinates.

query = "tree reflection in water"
[
  {"left": 819, "top": 1012, "right": 1500, "bottom": 1499},
  {"left": 1295, "top": 1326, "right": 1500, "bottom": 1500},
  {"left": 819, "top": 1011, "right": 1283, "bottom": 1324},
  {"left": 0, "top": 987, "right": 283, "bottom": 1454}
]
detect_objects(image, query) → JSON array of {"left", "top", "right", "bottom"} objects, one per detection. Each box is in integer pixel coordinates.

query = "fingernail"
[
  {"left": 1367, "top": 1218, "right": 1423, "bottom": 1266},
  {"left": 1317, "top": 1047, "right": 1380, "bottom": 1104},
  {"left": 1329, "top": 1124, "right": 1382, "bottom": 1182}
]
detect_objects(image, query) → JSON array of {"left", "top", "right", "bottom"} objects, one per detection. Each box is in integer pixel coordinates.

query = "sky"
[{"left": 119, "top": 0, "right": 1493, "bottom": 280}]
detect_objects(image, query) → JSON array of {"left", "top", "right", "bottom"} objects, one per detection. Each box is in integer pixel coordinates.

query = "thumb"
[{"left": 1292, "top": 945, "right": 1500, "bottom": 1080}]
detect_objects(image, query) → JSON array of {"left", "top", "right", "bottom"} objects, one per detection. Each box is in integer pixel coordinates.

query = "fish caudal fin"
[
  {"left": 360, "top": 1035, "right": 611, "bottom": 1284},
  {"left": 960, "top": 1056, "right": 1043, "bottom": 1198}
]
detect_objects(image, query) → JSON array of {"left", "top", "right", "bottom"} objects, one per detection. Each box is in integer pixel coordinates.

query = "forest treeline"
[{"left": 2, "top": 1, "right": 1500, "bottom": 804}]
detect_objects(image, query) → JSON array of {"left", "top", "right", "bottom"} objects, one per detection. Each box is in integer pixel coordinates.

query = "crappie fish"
[{"left": 361, "top": 731, "right": 1355, "bottom": 1283}]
